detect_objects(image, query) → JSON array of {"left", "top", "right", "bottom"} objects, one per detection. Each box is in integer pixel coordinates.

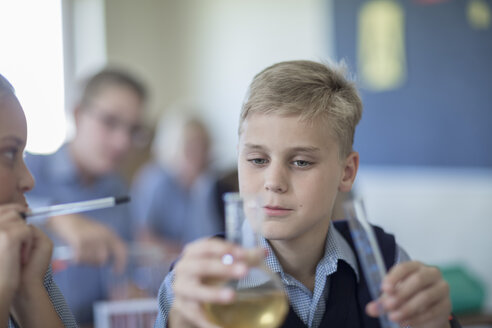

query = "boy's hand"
[
  {"left": 47, "top": 213, "right": 128, "bottom": 272},
  {"left": 366, "top": 261, "right": 451, "bottom": 328},
  {"left": 169, "top": 238, "right": 263, "bottom": 328}
]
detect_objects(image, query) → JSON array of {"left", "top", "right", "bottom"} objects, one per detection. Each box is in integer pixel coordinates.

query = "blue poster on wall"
[{"left": 334, "top": 0, "right": 492, "bottom": 167}]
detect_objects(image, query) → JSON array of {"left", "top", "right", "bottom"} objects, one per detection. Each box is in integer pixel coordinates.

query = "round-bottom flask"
[{"left": 203, "top": 192, "right": 288, "bottom": 328}]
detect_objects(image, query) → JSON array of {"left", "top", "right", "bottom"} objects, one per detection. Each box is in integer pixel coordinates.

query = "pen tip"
[{"left": 115, "top": 196, "right": 131, "bottom": 204}]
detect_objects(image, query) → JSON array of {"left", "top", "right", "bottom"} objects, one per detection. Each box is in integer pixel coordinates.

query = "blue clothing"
[
  {"left": 8, "top": 267, "right": 78, "bottom": 328},
  {"left": 131, "top": 163, "right": 224, "bottom": 245},
  {"left": 25, "top": 144, "right": 133, "bottom": 325},
  {"left": 154, "top": 221, "right": 410, "bottom": 328}
]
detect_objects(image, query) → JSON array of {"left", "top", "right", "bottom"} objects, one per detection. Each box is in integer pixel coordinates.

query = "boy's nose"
[
  {"left": 264, "top": 163, "right": 288, "bottom": 193},
  {"left": 110, "top": 127, "right": 133, "bottom": 154}
]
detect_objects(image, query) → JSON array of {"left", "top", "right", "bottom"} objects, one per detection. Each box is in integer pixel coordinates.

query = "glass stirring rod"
[{"left": 343, "top": 199, "right": 399, "bottom": 328}]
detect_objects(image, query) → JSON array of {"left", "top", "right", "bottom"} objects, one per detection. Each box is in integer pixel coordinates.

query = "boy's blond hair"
[{"left": 240, "top": 60, "right": 362, "bottom": 158}]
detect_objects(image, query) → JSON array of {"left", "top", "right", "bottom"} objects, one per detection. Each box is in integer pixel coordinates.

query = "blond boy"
[{"left": 155, "top": 61, "right": 456, "bottom": 328}]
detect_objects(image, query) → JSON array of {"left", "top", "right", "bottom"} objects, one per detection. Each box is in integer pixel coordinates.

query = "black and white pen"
[{"left": 22, "top": 196, "right": 130, "bottom": 223}]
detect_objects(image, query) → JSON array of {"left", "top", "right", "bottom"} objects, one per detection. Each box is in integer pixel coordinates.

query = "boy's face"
[
  {"left": 238, "top": 113, "right": 358, "bottom": 244},
  {"left": 0, "top": 96, "right": 35, "bottom": 205},
  {"left": 74, "top": 85, "right": 144, "bottom": 175}
]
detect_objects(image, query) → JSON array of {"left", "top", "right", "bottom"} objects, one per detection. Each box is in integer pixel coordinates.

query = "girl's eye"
[
  {"left": 292, "top": 160, "right": 312, "bottom": 168},
  {"left": 248, "top": 158, "right": 268, "bottom": 165},
  {"left": 1, "top": 148, "right": 18, "bottom": 162}
]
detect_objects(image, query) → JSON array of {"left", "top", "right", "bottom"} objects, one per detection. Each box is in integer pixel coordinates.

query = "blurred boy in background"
[
  {"left": 131, "top": 111, "right": 229, "bottom": 258},
  {"left": 25, "top": 68, "right": 147, "bottom": 325}
]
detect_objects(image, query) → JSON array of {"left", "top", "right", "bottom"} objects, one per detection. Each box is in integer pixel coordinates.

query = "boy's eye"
[
  {"left": 292, "top": 160, "right": 312, "bottom": 168},
  {"left": 248, "top": 158, "right": 268, "bottom": 165}
]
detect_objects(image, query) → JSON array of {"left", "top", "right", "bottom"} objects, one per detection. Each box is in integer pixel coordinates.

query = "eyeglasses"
[{"left": 83, "top": 107, "right": 150, "bottom": 147}]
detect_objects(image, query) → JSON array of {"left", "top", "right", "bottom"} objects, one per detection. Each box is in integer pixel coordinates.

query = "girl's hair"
[
  {"left": 0, "top": 74, "right": 16, "bottom": 100},
  {"left": 240, "top": 60, "right": 363, "bottom": 158}
]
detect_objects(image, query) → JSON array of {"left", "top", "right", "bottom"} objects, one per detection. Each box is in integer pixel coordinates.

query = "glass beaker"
[{"left": 202, "top": 192, "right": 288, "bottom": 328}]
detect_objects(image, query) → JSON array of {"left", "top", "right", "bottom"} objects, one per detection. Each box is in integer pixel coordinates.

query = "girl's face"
[{"left": 0, "top": 95, "right": 34, "bottom": 205}]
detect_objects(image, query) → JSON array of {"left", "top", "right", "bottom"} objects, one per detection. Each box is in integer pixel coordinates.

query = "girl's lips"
[
  {"left": 264, "top": 206, "right": 293, "bottom": 217},
  {"left": 15, "top": 197, "right": 29, "bottom": 208}
]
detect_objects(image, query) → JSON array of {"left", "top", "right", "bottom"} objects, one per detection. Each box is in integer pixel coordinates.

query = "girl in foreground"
[{"left": 0, "top": 74, "right": 77, "bottom": 328}]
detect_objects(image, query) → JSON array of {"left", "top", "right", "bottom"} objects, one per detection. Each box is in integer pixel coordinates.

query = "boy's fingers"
[
  {"left": 383, "top": 261, "right": 422, "bottom": 292},
  {"left": 365, "top": 300, "right": 382, "bottom": 317},
  {"left": 382, "top": 266, "right": 442, "bottom": 310},
  {"left": 174, "top": 257, "right": 242, "bottom": 304},
  {"left": 183, "top": 238, "right": 246, "bottom": 260},
  {"left": 387, "top": 280, "right": 450, "bottom": 323},
  {"left": 395, "top": 296, "right": 451, "bottom": 327},
  {"left": 175, "top": 257, "right": 248, "bottom": 281},
  {"left": 408, "top": 299, "right": 451, "bottom": 327},
  {"left": 366, "top": 293, "right": 394, "bottom": 317}
]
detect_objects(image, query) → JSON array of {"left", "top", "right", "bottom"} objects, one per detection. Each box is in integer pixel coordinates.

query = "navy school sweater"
[
  {"left": 280, "top": 220, "right": 395, "bottom": 328},
  {"left": 280, "top": 221, "right": 460, "bottom": 328}
]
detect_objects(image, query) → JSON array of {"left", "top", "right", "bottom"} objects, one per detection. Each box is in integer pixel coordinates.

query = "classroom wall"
[
  {"left": 104, "top": 0, "right": 332, "bottom": 169},
  {"left": 356, "top": 166, "right": 492, "bottom": 310},
  {"left": 334, "top": 0, "right": 492, "bottom": 167},
  {"left": 331, "top": 0, "right": 492, "bottom": 310},
  {"left": 105, "top": 0, "right": 185, "bottom": 123},
  {"left": 63, "top": 0, "right": 107, "bottom": 140},
  {"left": 90, "top": 0, "right": 492, "bottom": 311}
]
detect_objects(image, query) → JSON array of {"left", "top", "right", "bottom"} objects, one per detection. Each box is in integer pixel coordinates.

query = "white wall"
[
  {"left": 105, "top": 0, "right": 185, "bottom": 123},
  {"left": 179, "top": 0, "right": 332, "bottom": 169},
  {"left": 63, "top": 0, "right": 107, "bottom": 140},
  {"left": 356, "top": 166, "right": 492, "bottom": 310},
  {"left": 102, "top": 1, "right": 492, "bottom": 311},
  {"left": 105, "top": 0, "right": 333, "bottom": 170}
]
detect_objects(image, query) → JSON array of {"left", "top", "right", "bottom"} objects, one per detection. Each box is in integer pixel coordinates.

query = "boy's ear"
[
  {"left": 339, "top": 151, "right": 359, "bottom": 192},
  {"left": 73, "top": 105, "right": 82, "bottom": 128}
]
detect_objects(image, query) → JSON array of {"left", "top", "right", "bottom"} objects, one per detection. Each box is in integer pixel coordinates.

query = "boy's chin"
[{"left": 262, "top": 224, "right": 292, "bottom": 241}]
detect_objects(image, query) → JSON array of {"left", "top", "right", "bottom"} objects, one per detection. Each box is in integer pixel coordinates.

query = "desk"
[{"left": 456, "top": 312, "right": 492, "bottom": 327}]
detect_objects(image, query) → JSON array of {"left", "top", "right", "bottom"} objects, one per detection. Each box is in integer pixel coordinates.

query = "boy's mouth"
[{"left": 264, "top": 205, "right": 293, "bottom": 217}]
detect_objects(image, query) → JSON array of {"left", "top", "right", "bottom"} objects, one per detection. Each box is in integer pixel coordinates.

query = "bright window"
[{"left": 0, "top": 0, "right": 66, "bottom": 154}]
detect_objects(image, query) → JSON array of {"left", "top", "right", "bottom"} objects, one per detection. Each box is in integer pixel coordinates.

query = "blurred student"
[
  {"left": 0, "top": 74, "right": 77, "bottom": 327},
  {"left": 25, "top": 68, "right": 147, "bottom": 325},
  {"left": 131, "top": 112, "right": 227, "bottom": 257},
  {"left": 155, "top": 61, "right": 457, "bottom": 328}
]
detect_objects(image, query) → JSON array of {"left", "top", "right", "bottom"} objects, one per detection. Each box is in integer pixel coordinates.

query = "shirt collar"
[
  {"left": 48, "top": 144, "right": 120, "bottom": 191},
  {"left": 261, "top": 220, "right": 360, "bottom": 282}
]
